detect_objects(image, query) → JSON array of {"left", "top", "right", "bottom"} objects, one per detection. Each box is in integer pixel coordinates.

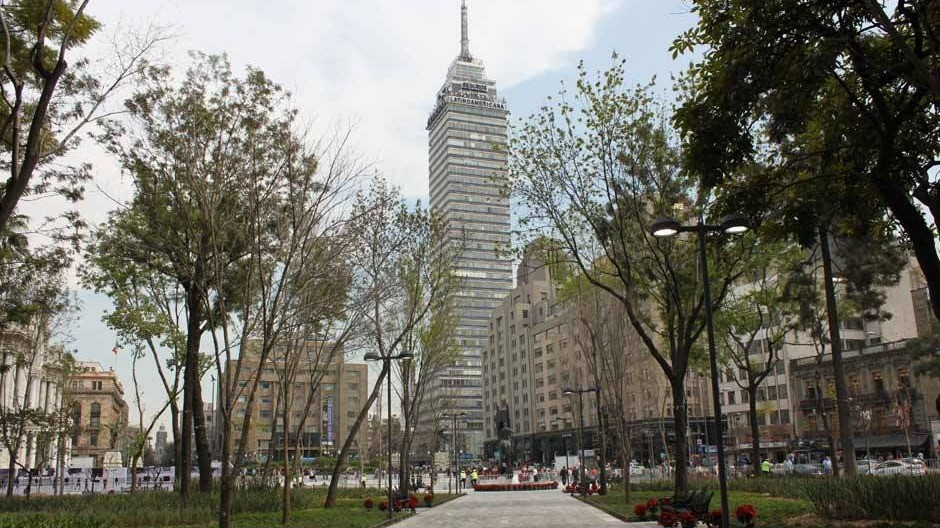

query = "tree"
[
  {"left": 0, "top": 0, "right": 163, "bottom": 237},
  {"left": 94, "top": 53, "right": 291, "bottom": 499},
  {"left": 505, "top": 58, "right": 751, "bottom": 492},
  {"left": 394, "top": 276, "right": 460, "bottom": 498},
  {"left": 673, "top": 0, "right": 940, "bottom": 325},
  {"left": 566, "top": 275, "right": 639, "bottom": 501},
  {"left": 712, "top": 241, "right": 802, "bottom": 476},
  {"left": 0, "top": 276, "right": 72, "bottom": 497},
  {"left": 782, "top": 227, "right": 905, "bottom": 475},
  {"left": 81, "top": 256, "right": 186, "bottom": 486},
  {"left": 323, "top": 178, "right": 460, "bottom": 507},
  {"left": 126, "top": 342, "right": 173, "bottom": 492}
]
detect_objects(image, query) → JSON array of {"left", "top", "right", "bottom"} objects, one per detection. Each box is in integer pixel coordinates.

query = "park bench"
[
  {"left": 662, "top": 489, "right": 714, "bottom": 521},
  {"left": 658, "top": 489, "right": 695, "bottom": 509}
]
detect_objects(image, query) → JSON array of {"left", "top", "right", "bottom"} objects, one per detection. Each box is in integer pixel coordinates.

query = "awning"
[{"left": 855, "top": 432, "right": 929, "bottom": 450}]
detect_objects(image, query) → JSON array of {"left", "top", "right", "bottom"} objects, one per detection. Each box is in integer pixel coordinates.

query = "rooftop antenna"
[{"left": 460, "top": 0, "right": 472, "bottom": 60}]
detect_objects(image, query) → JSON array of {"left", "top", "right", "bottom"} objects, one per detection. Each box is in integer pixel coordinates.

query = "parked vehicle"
[
  {"left": 792, "top": 463, "right": 824, "bottom": 476},
  {"left": 872, "top": 460, "right": 926, "bottom": 476},
  {"left": 855, "top": 459, "right": 877, "bottom": 475}
]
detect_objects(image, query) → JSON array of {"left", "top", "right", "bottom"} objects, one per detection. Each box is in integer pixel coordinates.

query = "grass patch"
[{"left": 0, "top": 488, "right": 454, "bottom": 528}]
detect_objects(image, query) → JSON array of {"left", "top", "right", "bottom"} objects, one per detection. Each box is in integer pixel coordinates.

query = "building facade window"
[{"left": 89, "top": 402, "right": 101, "bottom": 428}]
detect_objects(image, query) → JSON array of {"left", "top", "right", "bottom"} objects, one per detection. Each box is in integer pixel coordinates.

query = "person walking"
[
  {"left": 560, "top": 466, "right": 568, "bottom": 485},
  {"left": 459, "top": 469, "right": 466, "bottom": 492},
  {"left": 822, "top": 456, "right": 833, "bottom": 476},
  {"left": 761, "top": 458, "right": 771, "bottom": 475},
  {"left": 470, "top": 468, "right": 478, "bottom": 488},
  {"left": 783, "top": 456, "right": 794, "bottom": 476}
]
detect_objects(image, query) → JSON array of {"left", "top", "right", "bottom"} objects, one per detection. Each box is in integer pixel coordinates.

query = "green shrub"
[{"left": 801, "top": 475, "right": 940, "bottom": 522}]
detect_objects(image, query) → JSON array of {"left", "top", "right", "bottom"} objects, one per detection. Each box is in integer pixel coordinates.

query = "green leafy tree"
[
  {"left": 505, "top": 58, "right": 752, "bottom": 493},
  {"left": 712, "top": 241, "right": 802, "bottom": 475},
  {"left": 673, "top": 0, "right": 940, "bottom": 325},
  {"left": 92, "top": 53, "right": 288, "bottom": 500},
  {"left": 0, "top": 0, "right": 162, "bottom": 237}
]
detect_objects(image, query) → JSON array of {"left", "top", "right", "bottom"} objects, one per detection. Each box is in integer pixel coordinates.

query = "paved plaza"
[{"left": 394, "top": 489, "right": 656, "bottom": 528}]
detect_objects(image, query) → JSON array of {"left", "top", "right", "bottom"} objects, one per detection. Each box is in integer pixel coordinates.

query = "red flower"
[
  {"left": 363, "top": 497, "right": 374, "bottom": 509},
  {"left": 679, "top": 512, "right": 697, "bottom": 528},
  {"left": 658, "top": 511, "right": 678, "bottom": 528},
  {"left": 379, "top": 500, "right": 388, "bottom": 511},
  {"left": 635, "top": 504, "right": 649, "bottom": 517},
  {"left": 408, "top": 496, "right": 419, "bottom": 510},
  {"left": 735, "top": 504, "right": 757, "bottom": 521},
  {"left": 647, "top": 498, "right": 660, "bottom": 509}
]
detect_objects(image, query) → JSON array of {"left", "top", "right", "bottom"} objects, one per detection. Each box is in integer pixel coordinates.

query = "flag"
[{"left": 112, "top": 347, "right": 119, "bottom": 356}]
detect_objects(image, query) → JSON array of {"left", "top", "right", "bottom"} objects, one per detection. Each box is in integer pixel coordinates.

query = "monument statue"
[{"left": 497, "top": 421, "right": 513, "bottom": 474}]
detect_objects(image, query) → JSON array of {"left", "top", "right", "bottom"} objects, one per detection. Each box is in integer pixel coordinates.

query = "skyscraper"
[{"left": 423, "top": 0, "right": 511, "bottom": 457}]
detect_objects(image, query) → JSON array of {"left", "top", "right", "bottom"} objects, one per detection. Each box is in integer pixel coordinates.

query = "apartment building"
[
  {"left": 68, "top": 361, "right": 129, "bottom": 467},
  {"left": 790, "top": 339, "right": 938, "bottom": 458},
  {"left": 219, "top": 341, "right": 367, "bottom": 462},
  {"left": 482, "top": 248, "right": 713, "bottom": 466},
  {"left": 717, "top": 257, "right": 931, "bottom": 461}
]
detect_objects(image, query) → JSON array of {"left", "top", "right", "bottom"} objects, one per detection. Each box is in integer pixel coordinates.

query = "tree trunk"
[
  {"left": 622, "top": 424, "right": 631, "bottom": 505},
  {"left": 594, "top": 390, "right": 607, "bottom": 494},
  {"left": 193, "top": 379, "right": 212, "bottom": 492},
  {"left": 814, "top": 367, "right": 840, "bottom": 477},
  {"left": 170, "top": 404, "right": 182, "bottom": 488},
  {"left": 56, "top": 435, "right": 64, "bottom": 496},
  {"left": 749, "top": 384, "right": 761, "bottom": 477},
  {"left": 5, "top": 455, "right": 14, "bottom": 497},
  {"left": 282, "top": 402, "right": 292, "bottom": 525},
  {"left": 218, "top": 400, "right": 235, "bottom": 528},
  {"left": 819, "top": 227, "right": 856, "bottom": 476},
  {"left": 671, "top": 381, "right": 689, "bottom": 493},
  {"left": 131, "top": 454, "right": 140, "bottom": 492},
  {"left": 180, "top": 285, "right": 203, "bottom": 501},
  {"left": 324, "top": 364, "right": 387, "bottom": 508}
]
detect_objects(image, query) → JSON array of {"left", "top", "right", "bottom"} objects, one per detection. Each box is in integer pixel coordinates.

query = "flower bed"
[{"left": 473, "top": 481, "right": 558, "bottom": 492}]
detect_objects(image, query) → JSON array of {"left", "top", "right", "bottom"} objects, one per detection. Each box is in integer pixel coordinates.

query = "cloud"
[{"left": 75, "top": 0, "right": 622, "bottom": 210}]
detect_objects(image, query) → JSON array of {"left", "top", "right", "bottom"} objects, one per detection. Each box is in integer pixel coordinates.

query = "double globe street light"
[
  {"left": 364, "top": 350, "right": 414, "bottom": 519},
  {"left": 563, "top": 386, "right": 598, "bottom": 495},
  {"left": 650, "top": 212, "right": 749, "bottom": 528}
]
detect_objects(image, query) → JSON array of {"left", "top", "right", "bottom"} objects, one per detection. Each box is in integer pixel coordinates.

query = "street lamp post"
[
  {"left": 364, "top": 350, "right": 414, "bottom": 519},
  {"left": 651, "top": 212, "right": 749, "bottom": 528},
  {"left": 442, "top": 411, "right": 466, "bottom": 492},
  {"left": 552, "top": 418, "right": 572, "bottom": 472},
  {"left": 564, "top": 386, "right": 598, "bottom": 495}
]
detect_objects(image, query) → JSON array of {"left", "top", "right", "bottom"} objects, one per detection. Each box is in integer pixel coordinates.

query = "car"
[
  {"left": 872, "top": 460, "right": 926, "bottom": 476},
  {"left": 793, "top": 463, "right": 824, "bottom": 476},
  {"left": 855, "top": 459, "right": 878, "bottom": 475}
]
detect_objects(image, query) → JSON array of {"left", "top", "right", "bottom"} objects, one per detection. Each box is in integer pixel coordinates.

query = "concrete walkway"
[{"left": 393, "top": 489, "right": 658, "bottom": 528}]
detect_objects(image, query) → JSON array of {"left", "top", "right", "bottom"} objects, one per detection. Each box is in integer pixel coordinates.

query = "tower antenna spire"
[{"left": 460, "top": 0, "right": 471, "bottom": 59}]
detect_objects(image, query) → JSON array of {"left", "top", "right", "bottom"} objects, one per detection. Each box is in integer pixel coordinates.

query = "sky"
[{"left": 54, "top": 0, "right": 700, "bottom": 427}]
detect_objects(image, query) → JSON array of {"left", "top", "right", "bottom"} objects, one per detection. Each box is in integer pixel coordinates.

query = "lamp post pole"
[
  {"left": 696, "top": 212, "right": 732, "bottom": 528},
  {"left": 649, "top": 212, "right": 749, "bottom": 528},
  {"left": 564, "top": 386, "right": 598, "bottom": 495},
  {"left": 386, "top": 368, "right": 393, "bottom": 514},
  {"left": 442, "top": 411, "right": 466, "bottom": 492},
  {"left": 364, "top": 351, "right": 414, "bottom": 520}
]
